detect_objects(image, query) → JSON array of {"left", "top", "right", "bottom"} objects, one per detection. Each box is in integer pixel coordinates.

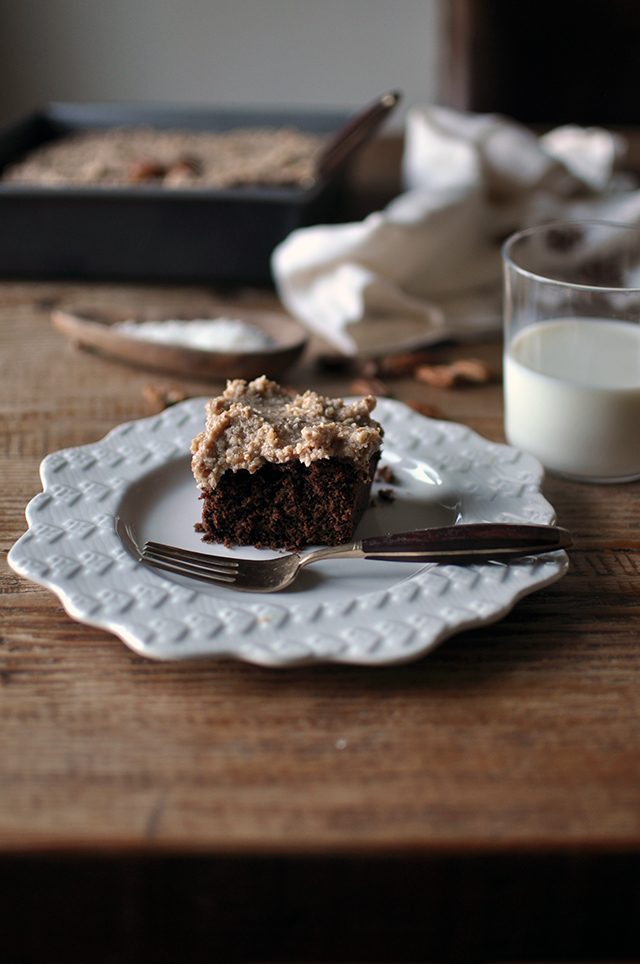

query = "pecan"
[
  {"left": 349, "top": 377, "right": 392, "bottom": 397},
  {"left": 414, "top": 358, "right": 494, "bottom": 388},
  {"left": 449, "top": 358, "right": 495, "bottom": 384},
  {"left": 414, "top": 365, "right": 458, "bottom": 389},
  {"left": 377, "top": 349, "right": 438, "bottom": 377},
  {"left": 128, "top": 160, "right": 167, "bottom": 183},
  {"left": 144, "top": 383, "right": 190, "bottom": 412},
  {"left": 405, "top": 399, "right": 443, "bottom": 418}
]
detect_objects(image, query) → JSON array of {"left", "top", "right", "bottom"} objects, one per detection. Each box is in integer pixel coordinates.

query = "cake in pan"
[{"left": 2, "top": 126, "right": 325, "bottom": 189}]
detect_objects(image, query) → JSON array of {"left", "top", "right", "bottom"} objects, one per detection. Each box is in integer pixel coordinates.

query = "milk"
[{"left": 504, "top": 318, "right": 640, "bottom": 480}]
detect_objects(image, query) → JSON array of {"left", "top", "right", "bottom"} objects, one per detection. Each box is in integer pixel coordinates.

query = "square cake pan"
[{"left": 0, "top": 101, "right": 351, "bottom": 284}]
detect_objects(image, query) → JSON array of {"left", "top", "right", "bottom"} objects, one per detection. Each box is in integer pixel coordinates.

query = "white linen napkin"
[{"left": 272, "top": 106, "right": 640, "bottom": 355}]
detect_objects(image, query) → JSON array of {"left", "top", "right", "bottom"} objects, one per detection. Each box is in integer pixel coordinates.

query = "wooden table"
[{"left": 2, "top": 280, "right": 640, "bottom": 963}]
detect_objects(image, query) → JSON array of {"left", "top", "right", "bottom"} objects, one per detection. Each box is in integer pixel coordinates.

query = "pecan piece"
[
  {"left": 405, "top": 399, "right": 443, "bottom": 418},
  {"left": 349, "top": 377, "right": 392, "bottom": 397},
  {"left": 450, "top": 358, "right": 495, "bottom": 384},
  {"left": 414, "top": 364, "right": 458, "bottom": 389},
  {"left": 128, "top": 160, "right": 167, "bottom": 183},
  {"left": 377, "top": 349, "right": 438, "bottom": 377},
  {"left": 144, "top": 383, "right": 190, "bottom": 412},
  {"left": 414, "top": 358, "right": 494, "bottom": 388}
]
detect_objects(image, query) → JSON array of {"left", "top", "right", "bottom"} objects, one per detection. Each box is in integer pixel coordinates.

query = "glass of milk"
[{"left": 502, "top": 220, "right": 640, "bottom": 483}]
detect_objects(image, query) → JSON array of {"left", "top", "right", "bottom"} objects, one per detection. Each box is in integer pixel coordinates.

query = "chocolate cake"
[{"left": 190, "top": 376, "right": 383, "bottom": 550}]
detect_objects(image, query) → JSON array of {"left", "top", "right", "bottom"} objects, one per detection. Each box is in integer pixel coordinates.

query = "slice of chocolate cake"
[{"left": 190, "top": 376, "right": 383, "bottom": 550}]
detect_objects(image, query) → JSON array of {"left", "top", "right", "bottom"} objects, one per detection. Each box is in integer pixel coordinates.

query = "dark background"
[{"left": 446, "top": 0, "right": 640, "bottom": 126}]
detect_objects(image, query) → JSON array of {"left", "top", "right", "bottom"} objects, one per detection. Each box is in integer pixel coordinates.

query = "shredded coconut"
[{"left": 191, "top": 376, "right": 383, "bottom": 490}]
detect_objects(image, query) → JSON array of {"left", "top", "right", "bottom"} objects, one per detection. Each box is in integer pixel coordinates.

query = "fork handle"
[{"left": 360, "top": 523, "right": 572, "bottom": 562}]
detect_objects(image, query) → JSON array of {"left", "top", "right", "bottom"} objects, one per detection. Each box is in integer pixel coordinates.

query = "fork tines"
[{"left": 142, "top": 540, "right": 238, "bottom": 584}]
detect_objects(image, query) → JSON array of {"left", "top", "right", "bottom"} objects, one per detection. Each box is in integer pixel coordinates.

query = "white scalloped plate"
[{"left": 8, "top": 397, "right": 569, "bottom": 667}]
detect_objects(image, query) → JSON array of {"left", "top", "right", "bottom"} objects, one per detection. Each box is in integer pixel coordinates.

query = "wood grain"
[{"left": 2, "top": 280, "right": 640, "bottom": 960}]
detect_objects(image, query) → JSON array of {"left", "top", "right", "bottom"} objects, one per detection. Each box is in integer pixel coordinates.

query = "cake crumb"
[{"left": 376, "top": 464, "right": 397, "bottom": 485}]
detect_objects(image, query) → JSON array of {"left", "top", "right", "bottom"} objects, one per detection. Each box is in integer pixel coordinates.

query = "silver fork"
[{"left": 117, "top": 520, "right": 572, "bottom": 593}]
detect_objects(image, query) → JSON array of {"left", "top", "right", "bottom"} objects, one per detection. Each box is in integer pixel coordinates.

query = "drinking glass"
[{"left": 502, "top": 220, "right": 640, "bottom": 483}]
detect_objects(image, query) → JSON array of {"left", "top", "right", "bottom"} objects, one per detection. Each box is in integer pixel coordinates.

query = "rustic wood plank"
[
  {"left": 1, "top": 279, "right": 640, "bottom": 866},
  {"left": 3, "top": 278, "right": 640, "bottom": 961}
]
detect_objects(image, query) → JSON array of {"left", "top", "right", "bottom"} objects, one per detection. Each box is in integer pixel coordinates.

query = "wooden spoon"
[
  {"left": 315, "top": 90, "right": 401, "bottom": 182},
  {"left": 51, "top": 304, "right": 308, "bottom": 380}
]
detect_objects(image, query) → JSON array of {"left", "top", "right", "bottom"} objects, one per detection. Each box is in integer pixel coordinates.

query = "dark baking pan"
[{"left": 0, "top": 98, "right": 397, "bottom": 285}]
